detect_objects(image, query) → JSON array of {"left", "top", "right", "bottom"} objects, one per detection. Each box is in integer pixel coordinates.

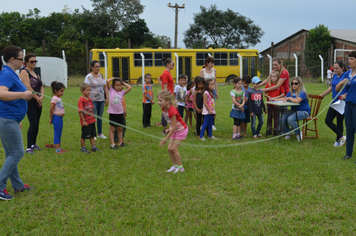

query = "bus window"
[
  {"left": 154, "top": 53, "right": 172, "bottom": 66},
  {"left": 229, "top": 53, "right": 239, "bottom": 66},
  {"left": 243, "top": 57, "right": 249, "bottom": 76},
  {"left": 251, "top": 57, "right": 256, "bottom": 77},
  {"left": 196, "top": 52, "right": 212, "bottom": 66},
  {"left": 214, "top": 53, "right": 228, "bottom": 66},
  {"left": 99, "top": 53, "right": 105, "bottom": 67},
  {"left": 134, "top": 52, "right": 153, "bottom": 67}
]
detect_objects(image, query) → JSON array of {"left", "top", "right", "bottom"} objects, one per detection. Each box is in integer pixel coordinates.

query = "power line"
[{"left": 167, "top": 2, "right": 185, "bottom": 49}]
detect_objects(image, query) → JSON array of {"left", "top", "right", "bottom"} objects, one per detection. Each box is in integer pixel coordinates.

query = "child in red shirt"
[
  {"left": 264, "top": 71, "right": 285, "bottom": 135},
  {"left": 78, "top": 83, "right": 100, "bottom": 153}
]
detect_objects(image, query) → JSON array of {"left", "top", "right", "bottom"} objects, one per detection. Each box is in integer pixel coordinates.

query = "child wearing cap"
[{"left": 248, "top": 76, "right": 266, "bottom": 139}]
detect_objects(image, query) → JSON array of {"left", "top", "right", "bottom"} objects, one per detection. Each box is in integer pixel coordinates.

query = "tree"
[
  {"left": 183, "top": 5, "right": 263, "bottom": 49},
  {"left": 304, "top": 24, "right": 333, "bottom": 78},
  {"left": 90, "top": 0, "right": 144, "bottom": 37}
]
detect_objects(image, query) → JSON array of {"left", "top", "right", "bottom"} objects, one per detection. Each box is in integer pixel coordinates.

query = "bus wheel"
[{"left": 226, "top": 75, "right": 236, "bottom": 84}]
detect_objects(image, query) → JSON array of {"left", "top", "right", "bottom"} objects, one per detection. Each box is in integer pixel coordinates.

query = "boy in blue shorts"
[{"left": 241, "top": 75, "right": 252, "bottom": 137}]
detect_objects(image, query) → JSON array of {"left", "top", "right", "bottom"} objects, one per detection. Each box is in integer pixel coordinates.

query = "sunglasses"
[
  {"left": 29, "top": 60, "right": 38, "bottom": 64},
  {"left": 291, "top": 82, "right": 299, "bottom": 85},
  {"left": 14, "top": 58, "right": 24, "bottom": 62}
]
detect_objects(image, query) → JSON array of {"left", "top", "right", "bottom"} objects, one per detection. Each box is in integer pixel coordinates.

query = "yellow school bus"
[{"left": 89, "top": 47, "right": 260, "bottom": 84}]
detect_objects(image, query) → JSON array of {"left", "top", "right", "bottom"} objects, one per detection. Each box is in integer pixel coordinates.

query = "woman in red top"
[
  {"left": 158, "top": 58, "right": 175, "bottom": 133},
  {"left": 260, "top": 57, "right": 290, "bottom": 94}
]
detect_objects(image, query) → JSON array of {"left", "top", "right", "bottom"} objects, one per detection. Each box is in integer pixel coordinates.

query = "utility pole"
[{"left": 167, "top": 2, "right": 185, "bottom": 49}]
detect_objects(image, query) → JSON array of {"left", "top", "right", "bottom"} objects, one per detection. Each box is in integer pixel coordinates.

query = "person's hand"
[
  {"left": 22, "top": 91, "right": 33, "bottom": 101},
  {"left": 37, "top": 98, "right": 43, "bottom": 107},
  {"left": 319, "top": 94, "right": 324, "bottom": 98},
  {"left": 49, "top": 120, "right": 52, "bottom": 125},
  {"left": 241, "top": 107, "right": 244, "bottom": 112},
  {"left": 208, "top": 110, "right": 213, "bottom": 114},
  {"left": 124, "top": 110, "right": 127, "bottom": 118},
  {"left": 105, "top": 99, "right": 109, "bottom": 106},
  {"left": 19, "top": 122, "right": 22, "bottom": 130},
  {"left": 159, "top": 138, "right": 167, "bottom": 147},
  {"left": 83, "top": 121, "right": 88, "bottom": 126},
  {"left": 250, "top": 112, "right": 254, "bottom": 117},
  {"left": 216, "top": 93, "right": 219, "bottom": 100},
  {"left": 185, "top": 106, "right": 188, "bottom": 111},
  {"left": 151, "top": 101, "right": 155, "bottom": 105},
  {"left": 340, "top": 94, "right": 346, "bottom": 100},
  {"left": 197, "top": 109, "right": 201, "bottom": 114}
]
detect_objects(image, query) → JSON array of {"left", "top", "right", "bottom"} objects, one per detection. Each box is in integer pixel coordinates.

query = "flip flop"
[{"left": 45, "top": 144, "right": 55, "bottom": 148}]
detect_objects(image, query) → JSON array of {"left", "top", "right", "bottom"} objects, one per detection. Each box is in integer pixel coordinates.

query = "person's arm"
[
  {"left": 19, "top": 70, "right": 42, "bottom": 103},
  {"left": 240, "top": 93, "right": 246, "bottom": 108},
  {"left": 104, "top": 84, "right": 109, "bottom": 106},
  {"left": 231, "top": 95, "right": 240, "bottom": 108},
  {"left": 49, "top": 103, "right": 55, "bottom": 125},
  {"left": 214, "top": 69, "right": 219, "bottom": 99},
  {"left": 122, "top": 97, "right": 127, "bottom": 118},
  {"left": 285, "top": 92, "right": 303, "bottom": 103},
  {"left": 199, "top": 69, "right": 204, "bottom": 77},
  {"left": 123, "top": 81, "right": 132, "bottom": 94},
  {"left": 336, "top": 78, "right": 348, "bottom": 92},
  {"left": 79, "top": 112, "right": 88, "bottom": 126},
  {"left": 106, "top": 77, "right": 114, "bottom": 90},
  {"left": 193, "top": 91, "right": 200, "bottom": 114},
  {"left": 203, "top": 93, "right": 212, "bottom": 114},
  {"left": 163, "top": 83, "right": 168, "bottom": 91},
  {"left": 248, "top": 92, "right": 254, "bottom": 116},
  {"left": 38, "top": 85, "right": 44, "bottom": 107},
  {"left": 0, "top": 86, "right": 32, "bottom": 101},
  {"left": 319, "top": 87, "right": 332, "bottom": 98},
  {"left": 261, "top": 79, "right": 284, "bottom": 93},
  {"left": 159, "top": 115, "right": 177, "bottom": 147}
]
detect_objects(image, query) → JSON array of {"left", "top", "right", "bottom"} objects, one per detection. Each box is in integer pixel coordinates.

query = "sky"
[{"left": 1, "top": 0, "right": 355, "bottom": 53}]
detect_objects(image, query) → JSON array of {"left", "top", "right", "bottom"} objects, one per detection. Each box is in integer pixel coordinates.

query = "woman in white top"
[
  {"left": 199, "top": 57, "right": 218, "bottom": 130},
  {"left": 84, "top": 60, "right": 109, "bottom": 139}
]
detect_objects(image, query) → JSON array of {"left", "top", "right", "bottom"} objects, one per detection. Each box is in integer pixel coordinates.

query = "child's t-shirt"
[
  {"left": 162, "top": 105, "right": 187, "bottom": 132},
  {"left": 187, "top": 92, "right": 194, "bottom": 109},
  {"left": 51, "top": 95, "right": 65, "bottom": 115},
  {"left": 230, "top": 89, "right": 244, "bottom": 111},
  {"left": 202, "top": 91, "right": 215, "bottom": 115},
  {"left": 107, "top": 87, "right": 125, "bottom": 114},
  {"left": 174, "top": 85, "right": 187, "bottom": 107},
  {"left": 143, "top": 83, "right": 153, "bottom": 103},
  {"left": 242, "top": 86, "right": 251, "bottom": 109},
  {"left": 78, "top": 96, "right": 96, "bottom": 126},
  {"left": 248, "top": 89, "right": 266, "bottom": 115},
  {"left": 265, "top": 82, "right": 285, "bottom": 100}
]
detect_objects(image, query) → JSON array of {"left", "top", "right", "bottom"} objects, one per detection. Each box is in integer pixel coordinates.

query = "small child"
[
  {"left": 78, "top": 83, "right": 100, "bottom": 153},
  {"left": 193, "top": 76, "right": 205, "bottom": 136},
  {"left": 49, "top": 81, "right": 67, "bottom": 154},
  {"left": 142, "top": 73, "right": 154, "bottom": 128},
  {"left": 248, "top": 76, "right": 266, "bottom": 139},
  {"left": 184, "top": 81, "right": 195, "bottom": 129},
  {"left": 241, "top": 75, "right": 252, "bottom": 137},
  {"left": 107, "top": 77, "right": 132, "bottom": 149},
  {"left": 158, "top": 90, "right": 188, "bottom": 173},
  {"left": 174, "top": 74, "right": 187, "bottom": 118},
  {"left": 230, "top": 77, "right": 245, "bottom": 140},
  {"left": 200, "top": 79, "right": 217, "bottom": 140},
  {"left": 264, "top": 71, "right": 285, "bottom": 135}
]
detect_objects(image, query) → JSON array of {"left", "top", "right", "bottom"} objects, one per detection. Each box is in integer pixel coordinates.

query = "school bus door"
[
  {"left": 178, "top": 57, "right": 192, "bottom": 81},
  {"left": 113, "top": 57, "right": 130, "bottom": 82}
]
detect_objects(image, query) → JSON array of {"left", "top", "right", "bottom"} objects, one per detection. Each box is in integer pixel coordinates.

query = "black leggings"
[
  {"left": 233, "top": 118, "right": 241, "bottom": 126},
  {"left": 27, "top": 99, "right": 42, "bottom": 148},
  {"left": 325, "top": 107, "right": 344, "bottom": 141}
]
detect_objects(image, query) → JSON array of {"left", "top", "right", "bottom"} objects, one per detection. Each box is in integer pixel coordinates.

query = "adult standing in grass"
[
  {"left": 260, "top": 57, "right": 290, "bottom": 95},
  {"left": 199, "top": 57, "right": 218, "bottom": 130},
  {"left": 84, "top": 61, "right": 109, "bottom": 139},
  {"left": 335, "top": 51, "right": 356, "bottom": 160},
  {"left": 319, "top": 60, "right": 347, "bottom": 147},
  {"left": 0, "top": 46, "right": 34, "bottom": 201},
  {"left": 158, "top": 57, "right": 175, "bottom": 134},
  {"left": 19, "top": 53, "right": 44, "bottom": 154}
]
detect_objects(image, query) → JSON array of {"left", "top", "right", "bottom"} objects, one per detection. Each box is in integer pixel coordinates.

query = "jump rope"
[{"left": 21, "top": 80, "right": 347, "bottom": 149}]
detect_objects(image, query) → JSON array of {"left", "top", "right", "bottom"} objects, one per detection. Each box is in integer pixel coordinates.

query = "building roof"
[{"left": 260, "top": 29, "right": 356, "bottom": 54}]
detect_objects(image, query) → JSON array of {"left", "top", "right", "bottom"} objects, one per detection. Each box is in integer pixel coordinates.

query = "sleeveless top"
[
  {"left": 203, "top": 68, "right": 216, "bottom": 80},
  {"left": 202, "top": 91, "right": 215, "bottom": 115},
  {"left": 20, "top": 68, "right": 42, "bottom": 98}
]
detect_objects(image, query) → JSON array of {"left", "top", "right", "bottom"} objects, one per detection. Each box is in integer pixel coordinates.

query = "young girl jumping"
[
  {"left": 184, "top": 81, "right": 195, "bottom": 129},
  {"left": 200, "top": 79, "right": 217, "bottom": 140},
  {"left": 158, "top": 91, "right": 188, "bottom": 173},
  {"left": 264, "top": 71, "right": 285, "bottom": 135},
  {"left": 49, "top": 81, "right": 67, "bottom": 154},
  {"left": 107, "top": 77, "right": 132, "bottom": 149},
  {"left": 230, "top": 77, "right": 245, "bottom": 140}
]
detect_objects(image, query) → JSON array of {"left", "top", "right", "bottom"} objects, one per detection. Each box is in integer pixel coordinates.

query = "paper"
[{"left": 330, "top": 100, "right": 345, "bottom": 115}]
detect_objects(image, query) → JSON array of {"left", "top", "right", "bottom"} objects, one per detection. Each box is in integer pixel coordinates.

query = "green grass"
[{"left": 1, "top": 83, "right": 356, "bottom": 235}]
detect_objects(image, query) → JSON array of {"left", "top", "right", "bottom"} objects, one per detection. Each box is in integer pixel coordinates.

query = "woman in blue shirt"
[
  {"left": 320, "top": 61, "right": 347, "bottom": 147},
  {"left": 0, "top": 46, "right": 33, "bottom": 201},
  {"left": 336, "top": 51, "right": 356, "bottom": 160},
  {"left": 280, "top": 77, "right": 311, "bottom": 142}
]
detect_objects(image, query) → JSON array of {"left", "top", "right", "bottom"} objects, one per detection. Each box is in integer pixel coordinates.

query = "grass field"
[{"left": 1, "top": 81, "right": 356, "bottom": 235}]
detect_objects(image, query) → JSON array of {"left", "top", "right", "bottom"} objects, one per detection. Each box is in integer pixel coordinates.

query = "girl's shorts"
[
  {"left": 188, "top": 108, "right": 193, "bottom": 112},
  {"left": 171, "top": 127, "right": 188, "bottom": 140},
  {"left": 109, "top": 113, "right": 124, "bottom": 127}
]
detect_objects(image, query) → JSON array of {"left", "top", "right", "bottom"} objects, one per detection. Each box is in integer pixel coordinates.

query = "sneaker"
[
  {"left": 119, "top": 143, "right": 126, "bottom": 147},
  {"left": 232, "top": 136, "right": 239, "bottom": 140},
  {"left": 31, "top": 145, "right": 40, "bottom": 150},
  {"left": 333, "top": 141, "right": 340, "bottom": 147},
  {"left": 26, "top": 148, "right": 34, "bottom": 154},
  {"left": 0, "top": 189, "right": 13, "bottom": 201},
  {"left": 342, "top": 156, "right": 351, "bottom": 160},
  {"left": 173, "top": 167, "right": 185, "bottom": 173},
  {"left": 200, "top": 137, "right": 205, "bottom": 141},
  {"left": 111, "top": 145, "right": 119, "bottom": 150},
  {"left": 237, "top": 135, "right": 244, "bottom": 139},
  {"left": 339, "top": 136, "right": 346, "bottom": 147},
  {"left": 253, "top": 135, "right": 258, "bottom": 139},
  {"left": 299, "top": 131, "right": 303, "bottom": 141},
  {"left": 56, "top": 149, "right": 65, "bottom": 154},
  {"left": 296, "top": 135, "right": 302, "bottom": 142},
  {"left": 210, "top": 136, "right": 217, "bottom": 140},
  {"left": 81, "top": 147, "right": 90, "bottom": 153},
  {"left": 14, "top": 184, "right": 34, "bottom": 194},
  {"left": 285, "top": 135, "right": 290, "bottom": 140},
  {"left": 166, "top": 166, "right": 177, "bottom": 172},
  {"left": 258, "top": 134, "right": 263, "bottom": 137},
  {"left": 94, "top": 137, "right": 97, "bottom": 141},
  {"left": 91, "top": 147, "right": 101, "bottom": 152},
  {"left": 98, "top": 134, "right": 108, "bottom": 139},
  {"left": 212, "top": 125, "right": 217, "bottom": 130}
]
